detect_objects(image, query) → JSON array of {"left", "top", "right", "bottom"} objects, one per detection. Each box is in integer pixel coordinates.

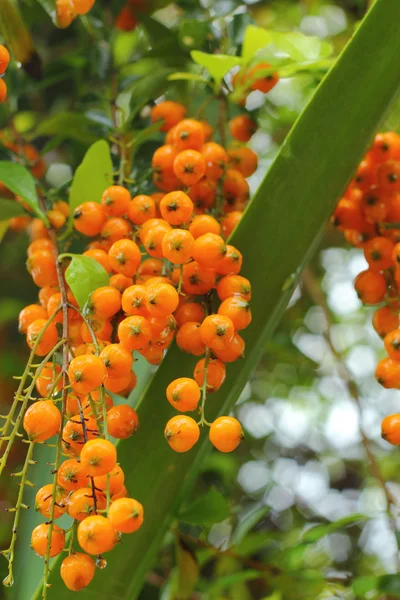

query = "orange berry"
[
  {"left": 229, "top": 115, "right": 257, "bottom": 142},
  {"left": 35, "top": 362, "right": 62, "bottom": 397},
  {"left": 384, "top": 329, "right": 400, "bottom": 361},
  {"left": 101, "top": 216, "right": 132, "bottom": 243},
  {"left": 47, "top": 209, "right": 66, "bottom": 229},
  {"left": 354, "top": 159, "right": 378, "bottom": 192},
  {"left": 121, "top": 285, "right": 147, "bottom": 316},
  {"left": 166, "top": 377, "right": 201, "bottom": 412},
  {"left": 174, "top": 302, "right": 205, "bottom": 327},
  {"left": 354, "top": 269, "right": 387, "bottom": 304},
  {"left": 248, "top": 62, "right": 279, "bottom": 93},
  {"left": 201, "top": 142, "right": 228, "bottom": 180},
  {"left": 35, "top": 484, "right": 66, "bottom": 520},
  {"left": 26, "top": 319, "right": 58, "bottom": 356},
  {"left": 214, "top": 333, "right": 245, "bottom": 363},
  {"left": 118, "top": 315, "right": 152, "bottom": 351},
  {"left": 0, "top": 45, "right": 10, "bottom": 75},
  {"left": 369, "top": 132, "right": 400, "bottom": 164},
  {"left": 28, "top": 218, "right": 50, "bottom": 240},
  {"left": 27, "top": 250, "right": 58, "bottom": 288},
  {"left": 200, "top": 314, "right": 235, "bottom": 350},
  {"left": 152, "top": 144, "right": 178, "bottom": 173},
  {"left": 62, "top": 416, "right": 99, "bottom": 456},
  {"left": 88, "top": 286, "right": 121, "bottom": 320},
  {"left": 108, "top": 239, "right": 142, "bottom": 277},
  {"left": 23, "top": 400, "right": 61, "bottom": 442},
  {"left": 227, "top": 146, "right": 258, "bottom": 177},
  {"left": 151, "top": 101, "right": 186, "bottom": 132},
  {"left": 373, "top": 306, "right": 399, "bottom": 338},
  {"left": 138, "top": 343, "right": 165, "bottom": 365},
  {"left": 128, "top": 195, "right": 156, "bottom": 225},
  {"left": 160, "top": 191, "right": 193, "bottom": 226},
  {"left": 83, "top": 249, "right": 113, "bottom": 274},
  {"left": 209, "top": 416, "right": 243, "bottom": 452},
  {"left": 60, "top": 553, "right": 96, "bottom": 592},
  {"left": 77, "top": 515, "right": 116, "bottom": 555},
  {"left": 192, "top": 233, "right": 226, "bottom": 268},
  {"left": 68, "top": 355, "right": 107, "bottom": 395},
  {"left": 143, "top": 221, "right": 172, "bottom": 259},
  {"left": 101, "top": 185, "right": 131, "bottom": 217},
  {"left": 0, "top": 78, "right": 7, "bottom": 103},
  {"left": 189, "top": 214, "right": 220, "bottom": 239},
  {"left": 162, "top": 229, "right": 194, "bottom": 264},
  {"left": 148, "top": 313, "right": 177, "bottom": 347},
  {"left": 362, "top": 187, "right": 389, "bottom": 223},
  {"left": 375, "top": 357, "right": 400, "bottom": 388},
  {"left": 31, "top": 523, "right": 65, "bottom": 557},
  {"left": 56, "top": 0, "right": 76, "bottom": 27},
  {"left": 145, "top": 283, "right": 179, "bottom": 318},
  {"left": 378, "top": 160, "right": 400, "bottom": 193},
  {"left": 104, "top": 371, "right": 136, "bottom": 395},
  {"left": 57, "top": 458, "right": 89, "bottom": 491},
  {"left": 67, "top": 487, "right": 106, "bottom": 521},
  {"left": 194, "top": 358, "right": 226, "bottom": 392},
  {"left": 182, "top": 261, "right": 216, "bottom": 295},
  {"left": 80, "top": 438, "right": 116, "bottom": 477},
  {"left": 176, "top": 322, "right": 205, "bottom": 357},
  {"left": 53, "top": 200, "right": 70, "bottom": 217},
  {"left": 106, "top": 404, "right": 139, "bottom": 439},
  {"left": 110, "top": 273, "right": 133, "bottom": 293},
  {"left": 173, "top": 150, "right": 206, "bottom": 186},
  {"left": 28, "top": 238, "right": 54, "bottom": 257},
  {"left": 100, "top": 344, "right": 133, "bottom": 379},
  {"left": 18, "top": 304, "right": 48, "bottom": 333},
  {"left": 223, "top": 169, "right": 249, "bottom": 207},
  {"left": 221, "top": 211, "right": 243, "bottom": 237},
  {"left": 93, "top": 464, "right": 125, "bottom": 496},
  {"left": 73, "top": 202, "right": 106, "bottom": 237},
  {"left": 217, "top": 244, "right": 243, "bottom": 276},
  {"left": 218, "top": 296, "right": 252, "bottom": 330},
  {"left": 164, "top": 415, "right": 200, "bottom": 452},
  {"left": 188, "top": 178, "right": 217, "bottom": 213},
  {"left": 108, "top": 497, "right": 144, "bottom": 533},
  {"left": 81, "top": 318, "right": 112, "bottom": 344},
  {"left": 137, "top": 258, "right": 163, "bottom": 276},
  {"left": 173, "top": 119, "right": 205, "bottom": 151},
  {"left": 217, "top": 274, "right": 251, "bottom": 302},
  {"left": 381, "top": 414, "right": 400, "bottom": 445}
]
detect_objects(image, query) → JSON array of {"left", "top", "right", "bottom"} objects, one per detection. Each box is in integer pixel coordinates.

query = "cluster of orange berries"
[
  {"left": 56, "top": 0, "right": 95, "bottom": 29},
  {"left": 332, "top": 131, "right": 400, "bottom": 446},
  {"left": 0, "top": 44, "right": 10, "bottom": 104}
]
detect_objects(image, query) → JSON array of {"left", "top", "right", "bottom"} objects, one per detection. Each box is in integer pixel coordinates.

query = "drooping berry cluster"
[
  {"left": 0, "top": 44, "right": 10, "bottom": 104},
  {"left": 332, "top": 131, "right": 400, "bottom": 445}
]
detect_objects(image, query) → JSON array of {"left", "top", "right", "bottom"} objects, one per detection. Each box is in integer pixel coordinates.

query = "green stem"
[{"left": 197, "top": 348, "right": 211, "bottom": 427}]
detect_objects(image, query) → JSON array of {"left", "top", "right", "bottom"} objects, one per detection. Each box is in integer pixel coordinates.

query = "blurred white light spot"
[
  {"left": 295, "top": 462, "right": 329, "bottom": 502},
  {"left": 348, "top": 251, "right": 368, "bottom": 278},
  {"left": 46, "top": 163, "right": 72, "bottom": 187},
  {"left": 238, "top": 461, "right": 270, "bottom": 494},
  {"left": 305, "top": 306, "right": 328, "bottom": 334},
  {"left": 272, "top": 458, "right": 299, "bottom": 488},
  {"left": 320, "top": 6, "right": 347, "bottom": 36},
  {"left": 293, "top": 332, "right": 330, "bottom": 363},
  {"left": 324, "top": 400, "right": 360, "bottom": 447},
  {"left": 346, "top": 345, "right": 376, "bottom": 378},
  {"left": 300, "top": 16, "right": 329, "bottom": 38},
  {"left": 238, "top": 403, "right": 273, "bottom": 438},
  {"left": 327, "top": 281, "right": 361, "bottom": 316},
  {"left": 265, "top": 485, "right": 294, "bottom": 511},
  {"left": 208, "top": 520, "right": 232, "bottom": 550}
]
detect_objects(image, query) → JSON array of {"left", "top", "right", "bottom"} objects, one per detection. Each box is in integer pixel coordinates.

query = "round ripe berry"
[
  {"left": 62, "top": 416, "right": 99, "bottom": 457},
  {"left": 101, "top": 185, "right": 131, "bottom": 217},
  {"left": 67, "top": 487, "right": 106, "bottom": 521},
  {"left": 80, "top": 438, "right": 117, "bottom": 477},
  {"left": 88, "top": 286, "right": 121, "bottom": 320},
  {"left": 23, "top": 400, "right": 61, "bottom": 442},
  {"left": 164, "top": 415, "right": 200, "bottom": 452},
  {"left": 209, "top": 416, "right": 244, "bottom": 453},
  {"left": 0, "top": 45, "right": 10, "bottom": 75},
  {"left": 35, "top": 362, "right": 62, "bottom": 397},
  {"left": 152, "top": 144, "right": 178, "bottom": 174},
  {"left": 175, "top": 302, "right": 205, "bottom": 327},
  {"left": 192, "top": 233, "right": 227, "bottom": 268},
  {"left": 217, "top": 274, "right": 251, "bottom": 302},
  {"left": 0, "top": 78, "right": 7, "bottom": 103},
  {"left": 227, "top": 147, "right": 258, "bottom": 177},
  {"left": 151, "top": 101, "right": 186, "bottom": 132},
  {"left": 373, "top": 306, "right": 399, "bottom": 338},
  {"left": 354, "top": 269, "right": 387, "bottom": 305},
  {"left": 121, "top": 285, "right": 148, "bottom": 316},
  {"left": 68, "top": 355, "right": 106, "bottom": 395},
  {"left": 223, "top": 169, "right": 249, "bottom": 207},
  {"left": 166, "top": 377, "right": 201, "bottom": 412},
  {"left": 160, "top": 191, "right": 193, "bottom": 226},
  {"left": 47, "top": 209, "right": 66, "bottom": 229},
  {"left": 80, "top": 318, "right": 112, "bottom": 344},
  {"left": 100, "top": 344, "right": 133, "bottom": 379},
  {"left": 369, "top": 132, "right": 400, "bottom": 164},
  {"left": 189, "top": 214, "right": 221, "bottom": 239},
  {"left": 381, "top": 414, "right": 400, "bottom": 445},
  {"left": 35, "top": 484, "right": 66, "bottom": 520},
  {"left": 384, "top": 329, "right": 400, "bottom": 360},
  {"left": 218, "top": 297, "right": 252, "bottom": 330},
  {"left": 27, "top": 250, "right": 58, "bottom": 288},
  {"left": 104, "top": 373, "right": 134, "bottom": 395},
  {"left": 57, "top": 458, "right": 89, "bottom": 491},
  {"left": 93, "top": 465, "right": 125, "bottom": 496},
  {"left": 31, "top": 523, "right": 65, "bottom": 557},
  {"left": 128, "top": 194, "right": 156, "bottom": 225},
  {"left": 56, "top": 0, "right": 76, "bottom": 27},
  {"left": 173, "top": 119, "right": 205, "bottom": 152},
  {"left": 138, "top": 343, "right": 165, "bottom": 365},
  {"left": 214, "top": 333, "right": 245, "bottom": 363},
  {"left": 247, "top": 62, "right": 279, "bottom": 93},
  {"left": 200, "top": 314, "right": 235, "bottom": 350},
  {"left": 375, "top": 357, "right": 400, "bottom": 388},
  {"left": 378, "top": 160, "right": 400, "bottom": 193},
  {"left": 201, "top": 142, "right": 228, "bottom": 180},
  {"left": 108, "top": 497, "right": 144, "bottom": 534},
  {"left": 73, "top": 202, "right": 106, "bottom": 237},
  {"left": 110, "top": 273, "right": 133, "bottom": 293},
  {"left": 194, "top": 358, "right": 226, "bottom": 392},
  {"left": 107, "top": 404, "right": 139, "bottom": 439},
  {"left": 217, "top": 245, "right": 243, "bottom": 276},
  {"left": 182, "top": 261, "right": 216, "bottom": 295},
  {"left": 173, "top": 149, "right": 206, "bottom": 187},
  {"left": 188, "top": 178, "right": 217, "bottom": 213},
  {"left": 176, "top": 322, "right": 206, "bottom": 356},
  {"left": 148, "top": 314, "right": 177, "bottom": 347},
  {"left": 118, "top": 315, "right": 152, "bottom": 351},
  {"left": 83, "top": 248, "right": 113, "bottom": 274},
  {"left": 162, "top": 229, "right": 194, "bottom": 264},
  {"left": 60, "top": 552, "right": 96, "bottom": 592},
  {"left": 77, "top": 515, "right": 116, "bottom": 555},
  {"left": 18, "top": 304, "right": 48, "bottom": 333},
  {"left": 229, "top": 115, "right": 257, "bottom": 142},
  {"left": 145, "top": 283, "right": 179, "bottom": 318},
  {"left": 143, "top": 223, "right": 172, "bottom": 259}
]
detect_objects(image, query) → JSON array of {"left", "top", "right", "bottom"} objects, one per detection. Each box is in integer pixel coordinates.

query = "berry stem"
[
  {"left": 1, "top": 441, "right": 34, "bottom": 588},
  {"left": 198, "top": 347, "right": 211, "bottom": 427}
]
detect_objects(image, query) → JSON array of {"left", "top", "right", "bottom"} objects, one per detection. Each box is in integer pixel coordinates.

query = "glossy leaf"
[
  {"left": 64, "top": 140, "right": 113, "bottom": 237},
  {"left": 0, "top": 199, "right": 27, "bottom": 219},
  {"left": 178, "top": 488, "right": 230, "bottom": 526},
  {"left": 63, "top": 254, "right": 110, "bottom": 309},
  {"left": 32, "top": 1, "right": 400, "bottom": 597},
  {"left": 301, "top": 513, "right": 368, "bottom": 543},
  {"left": 0, "top": 163, "right": 47, "bottom": 222},
  {"left": 191, "top": 50, "right": 243, "bottom": 89}
]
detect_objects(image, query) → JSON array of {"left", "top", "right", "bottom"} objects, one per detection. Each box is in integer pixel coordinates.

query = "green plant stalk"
[
  {"left": 31, "top": 0, "right": 400, "bottom": 597},
  {"left": 1, "top": 441, "right": 35, "bottom": 588}
]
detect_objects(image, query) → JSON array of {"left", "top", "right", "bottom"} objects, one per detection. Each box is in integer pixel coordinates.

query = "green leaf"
[
  {"left": 191, "top": 50, "right": 243, "bottom": 89},
  {"left": 177, "top": 540, "right": 199, "bottom": 599},
  {"left": 31, "top": 112, "right": 101, "bottom": 145},
  {"left": 241, "top": 25, "right": 275, "bottom": 62},
  {"left": 207, "top": 570, "right": 263, "bottom": 593},
  {"left": 178, "top": 488, "right": 230, "bottom": 526},
  {"left": 168, "top": 72, "right": 209, "bottom": 84},
  {"left": 64, "top": 140, "right": 113, "bottom": 238},
  {"left": 0, "top": 198, "right": 27, "bottom": 219},
  {"left": 0, "top": 162, "right": 47, "bottom": 222},
  {"left": 0, "top": 220, "right": 8, "bottom": 244},
  {"left": 352, "top": 576, "right": 379, "bottom": 596},
  {"left": 379, "top": 574, "right": 400, "bottom": 595},
  {"left": 178, "top": 19, "right": 209, "bottom": 51},
  {"left": 301, "top": 513, "right": 368, "bottom": 543},
  {"left": 63, "top": 254, "right": 110, "bottom": 309},
  {"left": 232, "top": 505, "right": 270, "bottom": 545},
  {"left": 32, "top": 1, "right": 400, "bottom": 597},
  {"left": 126, "top": 68, "right": 174, "bottom": 123},
  {"left": 35, "top": 0, "right": 57, "bottom": 26}
]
